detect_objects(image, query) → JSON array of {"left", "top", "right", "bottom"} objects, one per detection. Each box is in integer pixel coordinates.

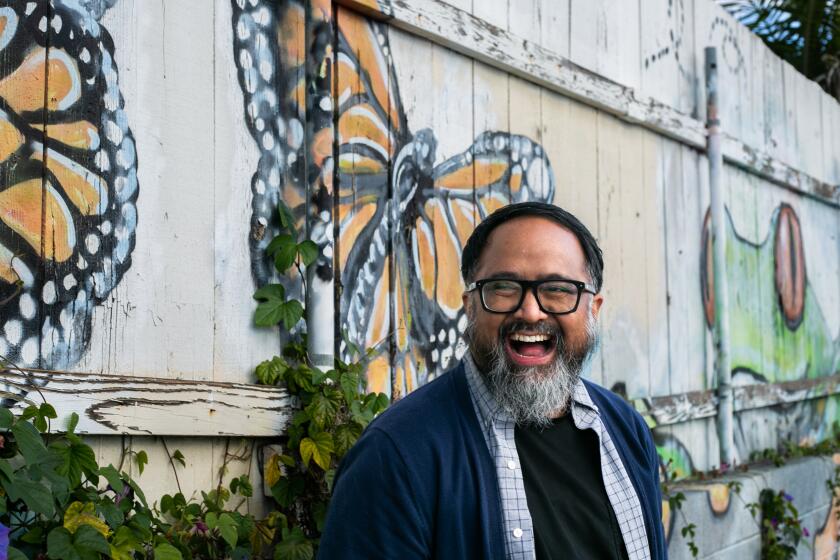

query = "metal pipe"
[{"left": 705, "top": 47, "right": 735, "bottom": 466}]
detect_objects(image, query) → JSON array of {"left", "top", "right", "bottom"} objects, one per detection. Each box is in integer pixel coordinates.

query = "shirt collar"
[{"left": 463, "top": 352, "right": 599, "bottom": 427}]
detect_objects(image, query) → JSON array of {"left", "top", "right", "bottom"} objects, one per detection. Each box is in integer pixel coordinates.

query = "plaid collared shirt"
[{"left": 464, "top": 356, "right": 651, "bottom": 560}]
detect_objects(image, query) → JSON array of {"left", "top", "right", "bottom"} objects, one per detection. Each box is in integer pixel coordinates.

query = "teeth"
[{"left": 509, "top": 333, "right": 551, "bottom": 343}]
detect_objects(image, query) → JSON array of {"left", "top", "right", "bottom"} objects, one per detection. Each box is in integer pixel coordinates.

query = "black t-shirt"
[{"left": 515, "top": 415, "right": 629, "bottom": 560}]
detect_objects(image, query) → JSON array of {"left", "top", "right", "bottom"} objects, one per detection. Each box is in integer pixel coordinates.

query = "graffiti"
[
  {"left": 0, "top": 0, "right": 137, "bottom": 383},
  {"left": 707, "top": 15, "right": 745, "bottom": 74},
  {"left": 232, "top": 0, "right": 554, "bottom": 394},
  {"left": 643, "top": 0, "right": 692, "bottom": 82}
]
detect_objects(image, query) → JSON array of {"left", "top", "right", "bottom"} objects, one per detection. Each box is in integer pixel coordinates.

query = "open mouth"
[{"left": 504, "top": 332, "right": 557, "bottom": 367}]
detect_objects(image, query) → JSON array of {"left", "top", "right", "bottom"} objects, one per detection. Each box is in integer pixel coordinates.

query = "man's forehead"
[{"left": 474, "top": 216, "right": 588, "bottom": 274}]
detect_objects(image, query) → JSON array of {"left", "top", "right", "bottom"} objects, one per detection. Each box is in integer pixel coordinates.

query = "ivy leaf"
[
  {"left": 0, "top": 408, "right": 13, "bottom": 429},
  {"left": 8, "top": 547, "right": 27, "bottom": 560},
  {"left": 339, "top": 371, "right": 360, "bottom": 404},
  {"left": 296, "top": 240, "right": 319, "bottom": 266},
  {"left": 46, "top": 527, "right": 75, "bottom": 560},
  {"left": 99, "top": 464, "right": 124, "bottom": 494},
  {"left": 66, "top": 412, "right": 79, "bottom": 434},
  {"left": 134, "top": 450, "right": 148, "bottom": 475},
  {"left": 299, "top": 432, "right": 334, "bottom": 471},
  {"left": 277, "top": 202, "right": 297, "bottom": 236},
  {"left": 278, "top": 300, "right": 304, "bottom": 330},
  {"left": 11, "top": 420, "right": 47, "bottom": 465},
  {"left": 334, "top": 423, "right": 362, "bottom": 457},
  {"left": 268, "top": 234, "right": 298, "bottom": 273},
  {"left": 265, "top": 454, "right": 283, "bottom": 488},
  {"left": 6, "top": 477, "right": 54, "bottom": 516},
  {"left": 153, "top": 542, "right": 183, "bottom": 560},
  {"left": 40, "top": 403, "right": 57, "bottom": 420},
  {"left": 270, "top": 478, "right": 304, "bottom": 509},
  {"left": 305, "top": 393, "right": 340, "bottom": 430},
  {"left": 255, "top": 356, "right": 287, "bottom": 385},
  {"left": 109, "top": 526, "right": 142, "bottom": 560},
  {"left": 54, "top": 440, "right": 98, "bottom": 487},
  {"left": 276, "top": 527, "right": 314, "bottom": 560},
  {"left": 97, "top": 499, "right": 124, "bottom": 530},
  {"left": 218, "top": 512, "right": 238, "bottom": 549},
  {"left": 63, "top": 501, "right": 111, "bottom": 537},
  {"left": 253, "top": 284, "right": 287, "bottom": 327},
  {"left": 172, "top": 449, "right": 186, "bottom": 468},
  {"left": 73, "top": 525, "right": 110, "bottom": 556},
  {"left": 372, "top": 393, "right": 390, "bottom": 415},
  {"left": 205, "top": 511, "right": 218, "bottom": 530}
]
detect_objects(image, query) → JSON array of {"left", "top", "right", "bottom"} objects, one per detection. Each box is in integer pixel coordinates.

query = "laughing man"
[{"left": 319, "top": 202, "right": 666, "bottom": 559}]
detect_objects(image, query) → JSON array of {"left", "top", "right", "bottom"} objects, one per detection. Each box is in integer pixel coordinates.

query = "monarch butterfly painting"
[
  {"left": 232, "top": 0, "right": 555, "bottom": 395},
  {"left": 0, "top": 0, "right": 137, "bottom": 382}
]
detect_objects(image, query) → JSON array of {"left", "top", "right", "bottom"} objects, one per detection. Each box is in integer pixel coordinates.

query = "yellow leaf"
[
  {"left": 265, "top": 454, "right": 283, "bottom": 488},
  {"left": 63, "top": 501, "right": 110, "bottom": 537}
]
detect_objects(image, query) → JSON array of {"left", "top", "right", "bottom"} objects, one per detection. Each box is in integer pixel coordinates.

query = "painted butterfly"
[
  {"left": 232, "top": 0, "right": 555, "bottom": 395},
  {"left": 0, "top": 0, "right": 137, "bottom": 384}
]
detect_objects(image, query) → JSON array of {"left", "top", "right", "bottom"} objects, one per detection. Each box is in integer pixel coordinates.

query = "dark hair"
[{"left": 460, "top": 202, "right": 604, "bottom": 292}]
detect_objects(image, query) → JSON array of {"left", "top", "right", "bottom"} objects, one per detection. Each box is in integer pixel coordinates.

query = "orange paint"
[
  {"left": 312, "top": 0, "right": 331, "bottom": 21},
  {"left": 366, "top": 354, "right": 390, "bottom": 395},
  {"left": 477, "top": 193, "right": 506, "bottom": 217},
  {"left": 338, "top": 105, "right": 392, "bottom": 157},
  {"left": 278, "top": 4, "right": 305, "bottom": 66},
  {"left": 0, "top": 48, "right": 80, "bottom": 113},
  {"left": 509, "top": 168, "right": 523, "bottom": 192},
  {"left": 338, "top": 152, "right": 385, "bottom": 175},
  {"left": 0, "top": 243, "right": 19, "bottom": 284},
  {"left": 394, "top": 264, "right": 408, "bottom": 351},
  {"left": 435, "top": 158, "right": 507, "bottom": 190},
  {"left": 366, "top": 256, "right": 390, "bottom": 347},
  {"left": 288, "top": 79, "right": 305, "bottom": 118},
  {"left": 45, "top": 121, "right": 99, "bottom": 150},
  {"left": 428, "top": 200, "right": 464, "bottom": 313},
  {"left": 450, "top": 198, "right": 475, "bottom": 247},
  {"left": 0, "top": 178, "right": 73, "bottom": 262},
  {"left": 0, "top": 116, "right": 23, "bottom": 162},
  {"left": 38, "top": 151, "right": 102, "bottom": 215},
  {"left": 311, "top": 127, "right": 333, "bottom": 167},
  {"left": 414, "top": 215, "right": 436, "bottom": 300},
  {"left": 337, "top": 8, "right": 401, "bottom": 134},
  {"left": 338, "top": 201, "right": 377, "bottom": 270}
]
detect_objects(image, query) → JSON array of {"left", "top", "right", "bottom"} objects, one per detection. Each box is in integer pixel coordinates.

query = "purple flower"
[
  {"left": 783, "top": 492, "right": 793, "bottom": 502},
  {"left": 192, "top": 520, "right": 209, "bottom": 535},
  {"left": 0, "top": 522, "right": 10, "bottom": 560},
  {"left": 770, "top": 518, "right": 779, "bottom": 529},
  {"left": 803, "top": 527, "right": 810, "bottom": 537}
]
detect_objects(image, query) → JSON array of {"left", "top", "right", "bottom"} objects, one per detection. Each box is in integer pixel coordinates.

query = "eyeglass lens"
[{"left": 481, "top": 279, "right": 580, "bottom": 313}]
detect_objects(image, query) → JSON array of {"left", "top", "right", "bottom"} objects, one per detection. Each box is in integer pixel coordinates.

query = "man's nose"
[{"left": 513, "top": 288, "right": 547, "bottom": 323}]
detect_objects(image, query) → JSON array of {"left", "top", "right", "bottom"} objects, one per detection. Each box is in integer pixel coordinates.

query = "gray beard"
[{"left": 468, "top": 315, "right": 598, "bottom": 428}]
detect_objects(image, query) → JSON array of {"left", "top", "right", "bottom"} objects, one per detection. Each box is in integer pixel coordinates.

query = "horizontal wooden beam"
[
  {"left": 1, "top": 369, "right": 291, "bottom": 437},
  {"left": 638, "top": 374, "right": 840, "bottom": 427},
  {"left": 341, "top": 0, "right": 839, "bottom": 208}
]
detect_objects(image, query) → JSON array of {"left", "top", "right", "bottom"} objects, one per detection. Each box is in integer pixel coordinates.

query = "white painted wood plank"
[
  {"left": 1, "top": 370, "right": 290, "bottom": 437},
  {"left": 761, "top": 52, "right": 786, "bottom": 164},
  {"left": 471, "top": 0, "right": 507, "bottom": 29},
  {"left": 87, "top": 0, "right": 216, "bottom": 379},
  {"left": 780, "top": 60, "right": 801, "bottom": 171},
  {"left": 508, "top": 0, "right": 539, "bottom": 39},
  {"left": 374, "top": 0, "right": 838, "bottom": 207},
  {"left": 821, "top": 90, "right": 840, "bottom": 187},
  {"left": 568, "top": 1, "right": 600, "bottom": 76},
  {"left": 796, "top": 77, "right": 825, "bottom": 182},
  {"left": 538, "top": 0, "right": 569, "bottom": 59},
  {"left": 212, "top": 0, "right": 280, "bottom": 383}
]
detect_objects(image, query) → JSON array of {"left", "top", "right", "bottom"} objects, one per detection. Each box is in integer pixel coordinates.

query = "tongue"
[{"left": 515, "top": 341, "right": 548, "bottom": 357}]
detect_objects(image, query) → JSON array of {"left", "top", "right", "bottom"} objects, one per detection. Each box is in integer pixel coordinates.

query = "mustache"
[{"left": 499, "top": 321, "right": 561, "bottom": 338}]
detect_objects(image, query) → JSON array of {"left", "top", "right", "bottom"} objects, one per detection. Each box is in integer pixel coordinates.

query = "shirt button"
[
  {"left": 507, "top": 460, "right": 516, "bottom": 470},
  {"left": 512, "top": 528, "right": 523, "bottom": 539}
]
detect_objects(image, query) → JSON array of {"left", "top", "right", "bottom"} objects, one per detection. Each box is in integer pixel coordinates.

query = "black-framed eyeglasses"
[{"left": 465, "top": 278, "right": 597, "bottom": 315}]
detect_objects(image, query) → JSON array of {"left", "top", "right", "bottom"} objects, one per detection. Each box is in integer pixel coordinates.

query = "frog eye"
[
  {"left": 700, "top": 210, "right": 715, "bottom": 328},
  {"left": 774, "top": 204, "right": 805, "bottom": 330}
]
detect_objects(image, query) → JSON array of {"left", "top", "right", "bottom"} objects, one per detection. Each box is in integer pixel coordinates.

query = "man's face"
[{"left": 462, "top": 216, "right": 604, "bottom": 422}]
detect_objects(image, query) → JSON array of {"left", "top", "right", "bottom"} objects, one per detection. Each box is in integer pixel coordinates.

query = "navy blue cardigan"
[{"left": 319, "top": 362, "right": 666, "bottom": 559}]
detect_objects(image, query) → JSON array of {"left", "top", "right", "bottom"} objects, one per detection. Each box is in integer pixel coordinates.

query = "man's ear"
[
  {"left": 462, "top": 290, "right": 473, "bottom": 316},
  {"left": 590, "top": 292, "right": 604, "bottom": 321}
]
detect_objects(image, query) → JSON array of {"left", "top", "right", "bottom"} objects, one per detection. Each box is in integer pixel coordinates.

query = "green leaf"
[
  {"left": 0, "top": 408, "right": 13, "bottom": 429},
  {"left": 373, "top": 392, "right": 390, "bottom": 414},
  {"left": 218, "top": 512, "right": 238, "bottom": 549},
  {"left": 109, "top": 526, "right": 142, "bottom": 560},
  {"left": 278, "top": 300, "right": 304, "bottom": 330},
  {"left": 172, "top": 449, "right": 186, "bottom": 467},
  {"left": 254, "top": 284, "right": 290, "bottom": 327},
  {"left": 270, "top": 477, "right": 304, "bottom": 508},
  {"left": 255, "top": 356, "right": 287, "bottom": 385},
  {"left": 0, "top": 458, "right": 14, "bottom": 483},
  {"left": 8, "top": 547, "right": 27, "bottom": 560},
  {"left": 97, "top": 499, "right": 124, "bottom": 530},
  {"left": 277, "top": 202, "right": 297, "bottom": 236},
  {"left": 297, "top": 240, "right": 319, "bottom": 266},
  {"left": 135, "top": 450, "right": 148, "bottom": 475},
  {"left": 275, "top": 527, "right": 314, "bottom": 560},
  {"left": 271, "top": 235, "right": 298, "bottom": 273},
  {"left": 334, "top": 423, "right": 362, "bottom": 457},
  {"left": 340, "top": 371, "right": 360, "bottom": 403},
  {"left": 66, "top": 412, "right": 79, "bottom": 434},
  {"left": 153, "top": 542, "right": 183, "bottom": 560},
  {"left": 55, "top": 440, "right": 98, "bottom": 487},
  {"left": 11, "top": 420, "right": 47, "bottom": 464},
  {"left": 7, "top": 476, "right": 54, "bottom": 516},
  {"left": 99, "top": 464, "right": 124, "bottom": 494},
  {"left": 299, "top": 432, "right": 334, "bottom": 471},
  {"left": 40, "top": 402, "right": 57, "bottom": 419},
  {"left": 305, "top": 393, "right": 340, "bottom": 430},
  {"left": 72, "top": 523, "right": 111, "bottom": 556},
  {"left": 47, "top": 527, "right": 76, "bottom": 560}
]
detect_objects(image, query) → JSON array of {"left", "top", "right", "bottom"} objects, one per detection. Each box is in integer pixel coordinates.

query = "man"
[{"left": 319, "top": 202, "right": 666, "bottom": 559}]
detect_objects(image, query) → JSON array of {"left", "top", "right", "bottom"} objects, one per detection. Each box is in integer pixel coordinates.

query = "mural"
[
  {"left": 0, "top": 0, "right": 137, "bottom": 386},
  {"left": 232, "top": 0, "right": 555, "bottom": 395}
]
